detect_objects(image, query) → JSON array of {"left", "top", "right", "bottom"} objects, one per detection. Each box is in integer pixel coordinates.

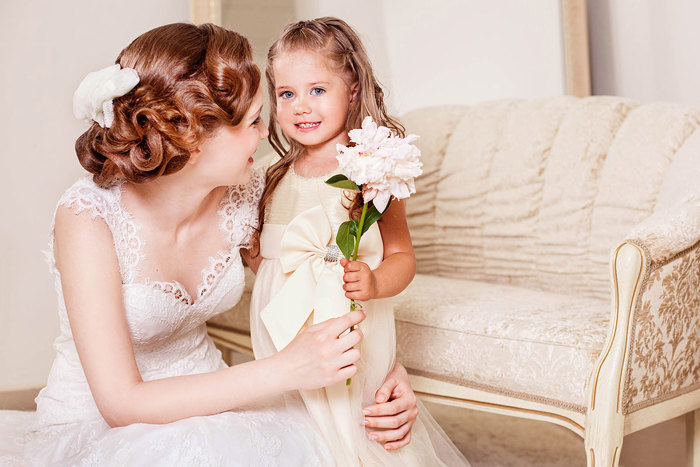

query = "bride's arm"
[
  {"left": 54, "top": 206, "right": 364, "bottom": 428},
  {"left": 363, "top": 361, "right": 419, "bottom": 450}
]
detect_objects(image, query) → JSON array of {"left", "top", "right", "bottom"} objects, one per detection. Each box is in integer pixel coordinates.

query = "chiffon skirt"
[{"left": 251, "top": 257, "right": 470, "bottom": 466}]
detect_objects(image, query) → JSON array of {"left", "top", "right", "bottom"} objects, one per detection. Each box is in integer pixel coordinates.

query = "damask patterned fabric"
[
  {"left": 621, "top": 178, "right": 700, "bottom": 412},
  {"left": 622, "top": 244, "right": 700, "bottom": 413},
  {"left": 627, "top": 189, "right": 700, "bottom": 266},
  {"left": 210, "top": 271, "right": 610, "bottom": 412},
  {"left": 210, "top": 96, "right": 700, "bottom": 418},
  {"left": 393, "top": 274, "right": 609, "bottom": 412},
  {"left": 398, "top": 97, "right": 700, "bottom": 414},
  {"left": 403, "top": 97, "right": 700, "bottom": 301}
]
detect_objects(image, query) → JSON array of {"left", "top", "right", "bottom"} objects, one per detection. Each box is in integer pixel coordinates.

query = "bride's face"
[{"left": 196, "top": 86, "right": 268, "bottom": 186}]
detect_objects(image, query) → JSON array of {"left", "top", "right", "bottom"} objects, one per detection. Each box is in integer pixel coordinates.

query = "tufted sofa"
[{"left": 207, "top": 96, "right": 700, "bottom": 466}]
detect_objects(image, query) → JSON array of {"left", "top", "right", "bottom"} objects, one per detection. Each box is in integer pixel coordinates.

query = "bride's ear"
[{"left": 188, "top": 148, "right": 201, "bottom": 164}]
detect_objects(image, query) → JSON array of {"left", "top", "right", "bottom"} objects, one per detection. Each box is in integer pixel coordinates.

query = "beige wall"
[
  {"left": 588, "top": 0, "right": 700, "bottom": 105},
  {"left": 293, "top": 0, "right": 566, "bottom": 114},
  {"left": 0, "top": 0, "right": 190, "bottom": 388},
  {"left": 4, "top": 0, "right": 699, "bottom": 391},
  {"left": 222, "top": 0, "right": 567, "bottom": 156}
]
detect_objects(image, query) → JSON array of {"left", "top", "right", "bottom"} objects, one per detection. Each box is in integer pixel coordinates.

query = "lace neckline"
[
  {"left": 289, "top": 161, "right": 339, "bottom": 181},
  {"left": 111, "top": 182, "right": 238, "bottom": 307}
]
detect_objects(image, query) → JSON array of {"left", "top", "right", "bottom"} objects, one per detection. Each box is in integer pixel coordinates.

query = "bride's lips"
[
  {"left": 248, "top": 156, "right": 254, "bottom": 164},
  {"left": 294, "top": 121, "right": 321, "bottom": 132}
]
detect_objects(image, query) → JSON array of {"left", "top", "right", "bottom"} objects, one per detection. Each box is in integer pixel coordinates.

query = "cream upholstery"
[
  {"left": 394, "top": 274, "right": 609, "bottom": 412},
  {"left": 208, "top": 96, "right": 700, "bottom": 466}
]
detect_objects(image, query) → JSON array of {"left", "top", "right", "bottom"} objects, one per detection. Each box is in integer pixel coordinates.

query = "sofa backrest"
[{"left": 402, "top": 96, "right": 700, "bottom": 300}]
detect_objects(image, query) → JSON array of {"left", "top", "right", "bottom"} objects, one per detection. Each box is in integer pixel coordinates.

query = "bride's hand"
[
  {"left": 362, "top": 362, "right": 418, "bottom": 450},
  {"left": 274, "top": 310, "right": 365, "bottom": 391}
]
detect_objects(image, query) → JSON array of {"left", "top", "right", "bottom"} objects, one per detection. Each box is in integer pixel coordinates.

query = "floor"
[
  {"left": 2, "top": 354, "right": 690, "bottom": 466},
  {"left": 230, "top": 350, "right": 689, "bottom": 466},
  {"left": 424, "top": 401, "right": 687, "bottom": 466}
]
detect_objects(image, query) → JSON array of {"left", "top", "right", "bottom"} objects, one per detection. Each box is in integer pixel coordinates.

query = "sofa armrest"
[
  {"left": 625, "top": 190, "right": 700, "bottom": 266},
  {"left": 619, "top": 194, "right": 700, "bottom": 413}
]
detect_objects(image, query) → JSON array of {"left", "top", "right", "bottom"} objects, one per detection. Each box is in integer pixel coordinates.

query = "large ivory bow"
[{"left": 260, "top": 205, "right": 383, "bottom": 351}]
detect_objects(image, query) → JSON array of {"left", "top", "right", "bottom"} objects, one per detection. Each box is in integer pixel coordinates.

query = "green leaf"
[
  {"left": 325, "top": 173, "right": 348, "bottom": 184},
  {"left": 360, "top": 204, "right": 382, "bottom": 235},
  {"left": 349, "top": 219, "right": 359, "bottom": 237},
  {"left": 360, "top": 199, "right": 392, "bottom": 235},
  {"left": 325, "top": 174, "right": 360, "bottom": 191},
  {"left": 336, "top": 221, "right": 356, "bottom": 260}
]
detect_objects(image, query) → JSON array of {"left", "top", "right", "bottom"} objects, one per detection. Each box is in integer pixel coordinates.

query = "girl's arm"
[
  {"left": 340, "top": 201, "right": 419, "bottom": 448},
  {"left": 341, "top": 199, "right": 416, "bottom": 300},
  {"left": 54, "top": 206, "right": 364, "bottom": 428}
]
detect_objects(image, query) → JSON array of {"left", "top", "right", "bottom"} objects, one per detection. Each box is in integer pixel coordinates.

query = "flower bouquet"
[{"left": 325, "top": 116, "right": 423, "bottom": 384}]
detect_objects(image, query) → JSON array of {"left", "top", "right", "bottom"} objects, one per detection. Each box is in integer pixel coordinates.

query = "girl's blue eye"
[
  {"left": 311, "top": 87, "right": 325, "bottom": 96},
  {"left": 280, "top": 91, "right": 294, "bottom": 99},
  {"left": 251, "top": 117, "right": 261, "bottom": 126}
]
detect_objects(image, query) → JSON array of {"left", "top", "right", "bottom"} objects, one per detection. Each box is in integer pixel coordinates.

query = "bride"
[{"left": 0, "top": 22, "right": 421, "bottom": 465}]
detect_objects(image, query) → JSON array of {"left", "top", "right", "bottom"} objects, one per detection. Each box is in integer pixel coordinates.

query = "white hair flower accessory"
[{"left": 73, "top": 64, "right": 139, "bottom": 128}]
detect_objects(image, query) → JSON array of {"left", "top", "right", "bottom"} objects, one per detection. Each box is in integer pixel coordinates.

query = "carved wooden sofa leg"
[
  {"left": 585, "top": 243, "right": 645, "bottom": 467},
  {"left": 585, "top": 405, "right": 624, "bottom": 467}
]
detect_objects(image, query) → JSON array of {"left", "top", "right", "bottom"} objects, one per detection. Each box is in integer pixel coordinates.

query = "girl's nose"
[{"left": 293, "top": 96, "right": 311, "bottom": 115}]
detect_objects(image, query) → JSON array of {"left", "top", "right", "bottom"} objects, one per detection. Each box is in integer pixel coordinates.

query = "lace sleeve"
[
  {"left": 46, "top": 178, "right": 141, "bottom": 283},
  {"left": 219, "top": 169, "right": 266, "bottom": 248}
]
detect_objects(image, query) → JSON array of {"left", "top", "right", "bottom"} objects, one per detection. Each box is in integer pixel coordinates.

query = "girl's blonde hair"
[{"left": 252, "top": 17, "right": 404, "bottom": 253}]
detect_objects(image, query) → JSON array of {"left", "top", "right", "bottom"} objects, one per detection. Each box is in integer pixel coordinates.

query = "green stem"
[
  {"left": 349, "top": 203, "right": 368, "bottom": 313},
  {"left": 347, "top": 203, "right": 368, "bottom": 385},
  {"left": 352, "top": 203, "right": 368, "bottom": 262}
]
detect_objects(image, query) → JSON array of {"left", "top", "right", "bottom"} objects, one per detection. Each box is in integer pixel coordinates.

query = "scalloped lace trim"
[{"left": 50, "top": 171, "right": 264, "bottom": 307}]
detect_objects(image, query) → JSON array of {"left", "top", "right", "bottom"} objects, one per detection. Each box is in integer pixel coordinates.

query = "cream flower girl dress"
[
  {"left": 250, "top": 163, "right": 469, "bottom": 466},
  {"left": 0, "top": 171, "right": 335, "bottom": 466}
]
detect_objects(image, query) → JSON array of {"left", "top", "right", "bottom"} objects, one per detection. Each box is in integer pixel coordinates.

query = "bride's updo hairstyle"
[{"left": 76, "top": 23, "right": 260, "bottom": 187}]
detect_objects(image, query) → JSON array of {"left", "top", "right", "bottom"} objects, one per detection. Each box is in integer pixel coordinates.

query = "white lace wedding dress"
[{"left": 0, "top": 171, "right": 333, "bottom": 466}]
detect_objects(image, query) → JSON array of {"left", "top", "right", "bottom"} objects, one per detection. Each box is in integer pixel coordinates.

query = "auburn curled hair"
[
  {"left": 251, "top": 17, "right": 404, "bottom": 253},
  {"left": 76, "top": 23, "right": 260, "bottom": 188}
]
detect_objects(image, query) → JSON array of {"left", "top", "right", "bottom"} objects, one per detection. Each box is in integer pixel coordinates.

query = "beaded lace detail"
[
  {"left": 220, "top": 171, "right": 265, "bottom": 247},
  {"left": 49, "top": 178, "right": 143, "bottom": 284},
  {"left": 36, "top": 169, "right": 265, "bottom": 420},
  {"left": 48, "top": 170, "right": 265, "bottom": 305},
  {"left": 143, "top": 171, "right": 264, "bottom": 306},
  {"left": 18, "top": 169, "right": 331, "bottom": 465}
]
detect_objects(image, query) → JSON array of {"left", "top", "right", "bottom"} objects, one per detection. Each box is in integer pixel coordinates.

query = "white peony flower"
[{"left": 336, "top": 116, "right": 422, "bottom": 212}]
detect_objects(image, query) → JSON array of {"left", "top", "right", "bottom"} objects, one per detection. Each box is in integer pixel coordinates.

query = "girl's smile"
[
  {"left": 273, "top": 49, "right": 355, "bottom": 153},
  {"left": 295, "top": 121, "right": 321, "bottom": 132}
]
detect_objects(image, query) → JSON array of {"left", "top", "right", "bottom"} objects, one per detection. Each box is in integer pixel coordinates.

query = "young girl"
[
  {"left": 247, "top": 17, "right": 469, "bottom": 466},
  {"left": 0, "top": 22, "right": 419, "bottom": 466}
]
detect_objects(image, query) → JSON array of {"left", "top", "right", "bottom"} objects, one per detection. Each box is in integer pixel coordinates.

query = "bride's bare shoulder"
[{"left": 53, "top": 203, "right": 118, "bottom": 275}]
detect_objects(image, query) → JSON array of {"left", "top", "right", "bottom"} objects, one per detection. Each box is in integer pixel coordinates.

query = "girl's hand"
[
  {"left": 340, "top": 258, "right": 377, "bottom": 301},
  {"left": 274, "top": 310, "right": 365, "bottom": 391},
  {"left": 362, "top": 362, "right": 418, "bottom": 450}
]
